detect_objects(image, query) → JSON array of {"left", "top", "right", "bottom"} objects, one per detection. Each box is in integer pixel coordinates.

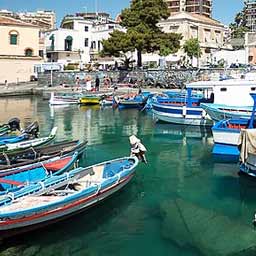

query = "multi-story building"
[
  {"left": 0, "top": 16, "right": 42, "bottom": 83},
  {"left": 165, "top": 0, "right": 212, "bottom": 17},
  {"left": 44, "top": 14, "right": 122, "bottom": 68},
  {"left": 245, "top": 0, "right": 256, "bottom": 32},
  {"left": 158, "top": 12, "right": 228, "bottom": 66}
]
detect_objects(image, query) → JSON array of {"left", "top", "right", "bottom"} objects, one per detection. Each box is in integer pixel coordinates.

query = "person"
[
  {"left": 95, "top": 75, "right": 100, "bottom": 92},
  {"left": 85, "top": 76, "right": 92, "bottom": 91},
  {"left": 75, "top": 76, "right": 80, "bottom": 91},
  {"left": 129, "top": 135, "right": 147, "bottom": 164},
  {"left": 4, "top": 80, "right": 8, "bottom": 89}
]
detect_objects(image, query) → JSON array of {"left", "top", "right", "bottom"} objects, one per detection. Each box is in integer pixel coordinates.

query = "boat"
[
  {"left": 152, "top": 84, "right": 214, "bottom": 126},
  {"left": 197, "top": 79, "right": 256, "bottom": 121},
  {"left": 114, "top": 92, "right": 149, "bottom": 109},
  {"left": 0, "top": 156, "right": 139, "bottom": 238},
  {"left": 79, "top": 95, "right": 101, "bottom": 105},
  {"left": 0, "top": 121, "right": 39, "bottom": 145},
  {"left": 0, "top": 140, "right": 87, "bottom": 170},
  {"left": 49, "top": 93, "right": 80, "bottom": 105},
  {"left": 0, "top": 152, "right": 79, "bottom": 193},
  {"left": 100, "top": 96, "right": 113, "bottom": 107},
  {"left": 0, "top": 127, "right": 58, "bottom": 154},
  {"left": 212, "top": 94, "right": 256, "bottom": 162}
]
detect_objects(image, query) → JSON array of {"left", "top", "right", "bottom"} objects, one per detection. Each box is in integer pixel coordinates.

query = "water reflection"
[{"left": 0, "top": 96, "right": 256, "bottom": 256}]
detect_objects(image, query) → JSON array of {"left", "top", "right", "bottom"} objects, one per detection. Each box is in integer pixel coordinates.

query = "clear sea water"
[{"left": 0, "top": 96, "right": 256, "bottom": 256}]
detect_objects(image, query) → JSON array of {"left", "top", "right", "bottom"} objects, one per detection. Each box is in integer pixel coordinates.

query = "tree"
[
  {"left": 229, "top": 7, "right": 249, "bottom": 39},
  {"left": 183, "top": 38, "right": 201, "bottom": 66},
  {"left": 101, "top": 0, "right": 182, "bottom": 67}
]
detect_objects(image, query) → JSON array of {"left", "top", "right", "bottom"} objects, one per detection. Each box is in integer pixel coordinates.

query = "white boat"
[
  {"left": 194, "top": 78, "right": 256, "bottom": 121},
  {"left": 49, "top": 92, "right": 80, "bottom": 105}
]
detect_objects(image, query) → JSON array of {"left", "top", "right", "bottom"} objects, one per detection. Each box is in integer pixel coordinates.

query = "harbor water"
[{"left": 1, "top": 96, "right": 256, "bottom": 256}]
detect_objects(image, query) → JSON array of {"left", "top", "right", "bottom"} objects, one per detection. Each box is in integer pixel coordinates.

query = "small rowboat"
[
  {"left": 49, "top": 93, "right": 80, "bottom": 106},
  {"left": 0, "top": 118, "right": 21, "bottom": 137},
  {"left": 0, "top": 127, "right": 58, "bottom": 154},
  {"left": 0, "top": 152, "right": 79, "bottom": 194},
  {"left": 0, "top": 140, "right": 87, "bottom": 170},
  {"left": 0, "top": 156, "right": 139, "bottom": 237},
  {"left": 79, "top": 95, "right": 101, "bottom": 105}
]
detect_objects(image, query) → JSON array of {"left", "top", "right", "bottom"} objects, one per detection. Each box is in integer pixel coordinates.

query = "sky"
[{"left": 0, "top": 0, "right": 245, "bottom": 26}]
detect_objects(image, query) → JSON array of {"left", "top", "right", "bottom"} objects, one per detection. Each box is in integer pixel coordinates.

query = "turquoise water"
[{"left": 0, "top": 96, "right": 256, "bottom": 256}]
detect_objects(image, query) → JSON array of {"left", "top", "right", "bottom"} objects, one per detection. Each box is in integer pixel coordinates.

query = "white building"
[{"left": 44, "top": 15, "right": 122, "bottom": 68}]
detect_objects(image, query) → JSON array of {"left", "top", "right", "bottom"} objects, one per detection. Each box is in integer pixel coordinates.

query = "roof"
[
  {"left": 165, "top": 12, "right": 224, "bottom": 28},
  {"left": 187, "top": 79, "right": 256, "bottom": 89},
  {"left": 0, "top": 15, "right": 38, "bottom": 28}
]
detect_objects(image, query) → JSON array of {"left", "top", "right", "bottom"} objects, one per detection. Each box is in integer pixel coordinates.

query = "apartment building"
[
  {"left": 165, "top": 0, "right": 212, "bottom": 17},
  {"left": 245, "top": 0, "right": 256, "bottom": 32}
]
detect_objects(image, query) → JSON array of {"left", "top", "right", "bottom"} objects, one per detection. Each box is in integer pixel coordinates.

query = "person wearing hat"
[{"left": 129, "top": 135, "right": 147, "bottom": 163}]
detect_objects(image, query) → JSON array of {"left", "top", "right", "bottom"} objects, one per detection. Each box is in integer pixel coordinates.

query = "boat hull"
[
  {"left": 80, "top": 97, "right": 100, "bottom": 105},
  {"left": 152, "top": 104, "right": 213, "bottom": 126},
  {"left": 201, "top": 103, "right": 253, "bottom": 122}
]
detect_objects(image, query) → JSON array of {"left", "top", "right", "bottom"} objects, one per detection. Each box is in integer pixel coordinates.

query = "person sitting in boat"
[{"left": 129, "top": 135, "right": 147, "bottom": 163}]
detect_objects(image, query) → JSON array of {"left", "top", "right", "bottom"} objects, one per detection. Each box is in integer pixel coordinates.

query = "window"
[
  {"left": 84, "top": 26, "right": 89, "bottom": 32},
  {"left": 220, "top": 88, "right": 227, "bottom": 92},
  {"left": 39, "top": 50, "right": 44, "bottom": 57},
  {"left": 251, "top": 87, "right": 256, "bottom": 91},
  {"left": 84, "top": 38, "right": 89, "bottom": 47},
  {"left": 9, "top": 30, "right": 19, "bottom": 45},
  {"left": 98, "top": 41, "right": 101, "bottom": 51},
  {"left": 64, "top": 36, "right": 73, "bottom": 51},
  {"left": 25, "top": 48, "right": 33, "bottom": 57}
]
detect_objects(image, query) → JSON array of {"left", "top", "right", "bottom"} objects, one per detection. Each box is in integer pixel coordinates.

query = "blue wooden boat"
[
  {"left": 152, "top": 85, "right": 214, "bottom": 126},
  {"left": 0, "top": 151, "right": 79, "bottom": 194},
  {"left": 114, "top": 92, "right": 149, "bottom": 109},
  {"left": 212, "top": 93, "right": 256, "bottom": 162},
  {"left": 0, "top": 156, "right": 138, "bottom": 238}
]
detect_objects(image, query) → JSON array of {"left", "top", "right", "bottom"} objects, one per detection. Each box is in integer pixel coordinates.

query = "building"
[
  {"left": 245, "top": 0, "right": 256, "bottom": 32},
  {"left": 158, "top": 12, "right": 228, "bottom": 66},
  {"left": 164, "top": 0, "right": 212, "bottom": 17},
  {"left": 0, "top": 10, "right": 56, "bottom": 31},
  {"left": 45, "top": 14, "right": 122, "bottom": 68},
  {"left": 0, "top": 16, "right": 42, "bottom": 83}
]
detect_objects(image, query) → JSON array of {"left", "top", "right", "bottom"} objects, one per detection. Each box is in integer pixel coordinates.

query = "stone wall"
[{"left": 38, "top": 68, "right": 246, "bottom": 89}]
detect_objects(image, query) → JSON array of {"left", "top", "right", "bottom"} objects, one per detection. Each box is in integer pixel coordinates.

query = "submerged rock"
[{"left": 160, "top": 199, "right": 256, "bottom": 256}]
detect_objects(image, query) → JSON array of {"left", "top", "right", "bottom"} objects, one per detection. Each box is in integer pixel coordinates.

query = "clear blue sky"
[{"left": 0, "top": 0, "right": 244, "bottom": 26}]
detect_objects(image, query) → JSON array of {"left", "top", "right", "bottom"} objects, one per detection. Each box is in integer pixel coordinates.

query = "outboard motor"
[
  {"left": 8, "top": 118, "right": 21, "bottom": 131},
  {"left": 22, "top": 121, "right": 39, "bottom": 138}
]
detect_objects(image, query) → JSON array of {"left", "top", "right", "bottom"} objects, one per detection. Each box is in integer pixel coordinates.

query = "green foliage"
[
  {"left": 229, "top": 7, "right": 250, "bottom": 39},
  {"left": 101, "top": 0, "right": 182, "bottom": 67},
  {"left": 183, "top": 38, "right": 201, "bottom": 60}
]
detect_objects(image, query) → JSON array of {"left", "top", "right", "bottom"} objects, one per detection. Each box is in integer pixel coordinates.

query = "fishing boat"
[
  {"left": 49, "top": 93, "right": 80, "bottom": 106},
  {"left": 79, "top": 95, "right": 101, "bottom": 105},
  {"left": 114, "top": 92, "right": 149, "bottom": 109},
  {"left": 0, "top": 152, "right": 79, "bottom": 193},
  {"left": 100, "top": 96, "right": 113, "bottom": 107},
  {"left": 0, "top": 127, "right": 57, "bottom": 154},
  {"left": 152, "top": 84, "right": 214, "bottom": 126},
  {"left": 0, "top": 156, "right": 138, "bottom": 238},
  {"left": 0, "top": 140, "right": 87, "bottom": 170},
  {"left": 0, "top": 121, "right": 39, "bottom": 145},
  {"left": 197, "top": 79, "right": 256, "bottom": 121},
  {"left": 212, "top": 94, "right": 256, "bottom": 162}
]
